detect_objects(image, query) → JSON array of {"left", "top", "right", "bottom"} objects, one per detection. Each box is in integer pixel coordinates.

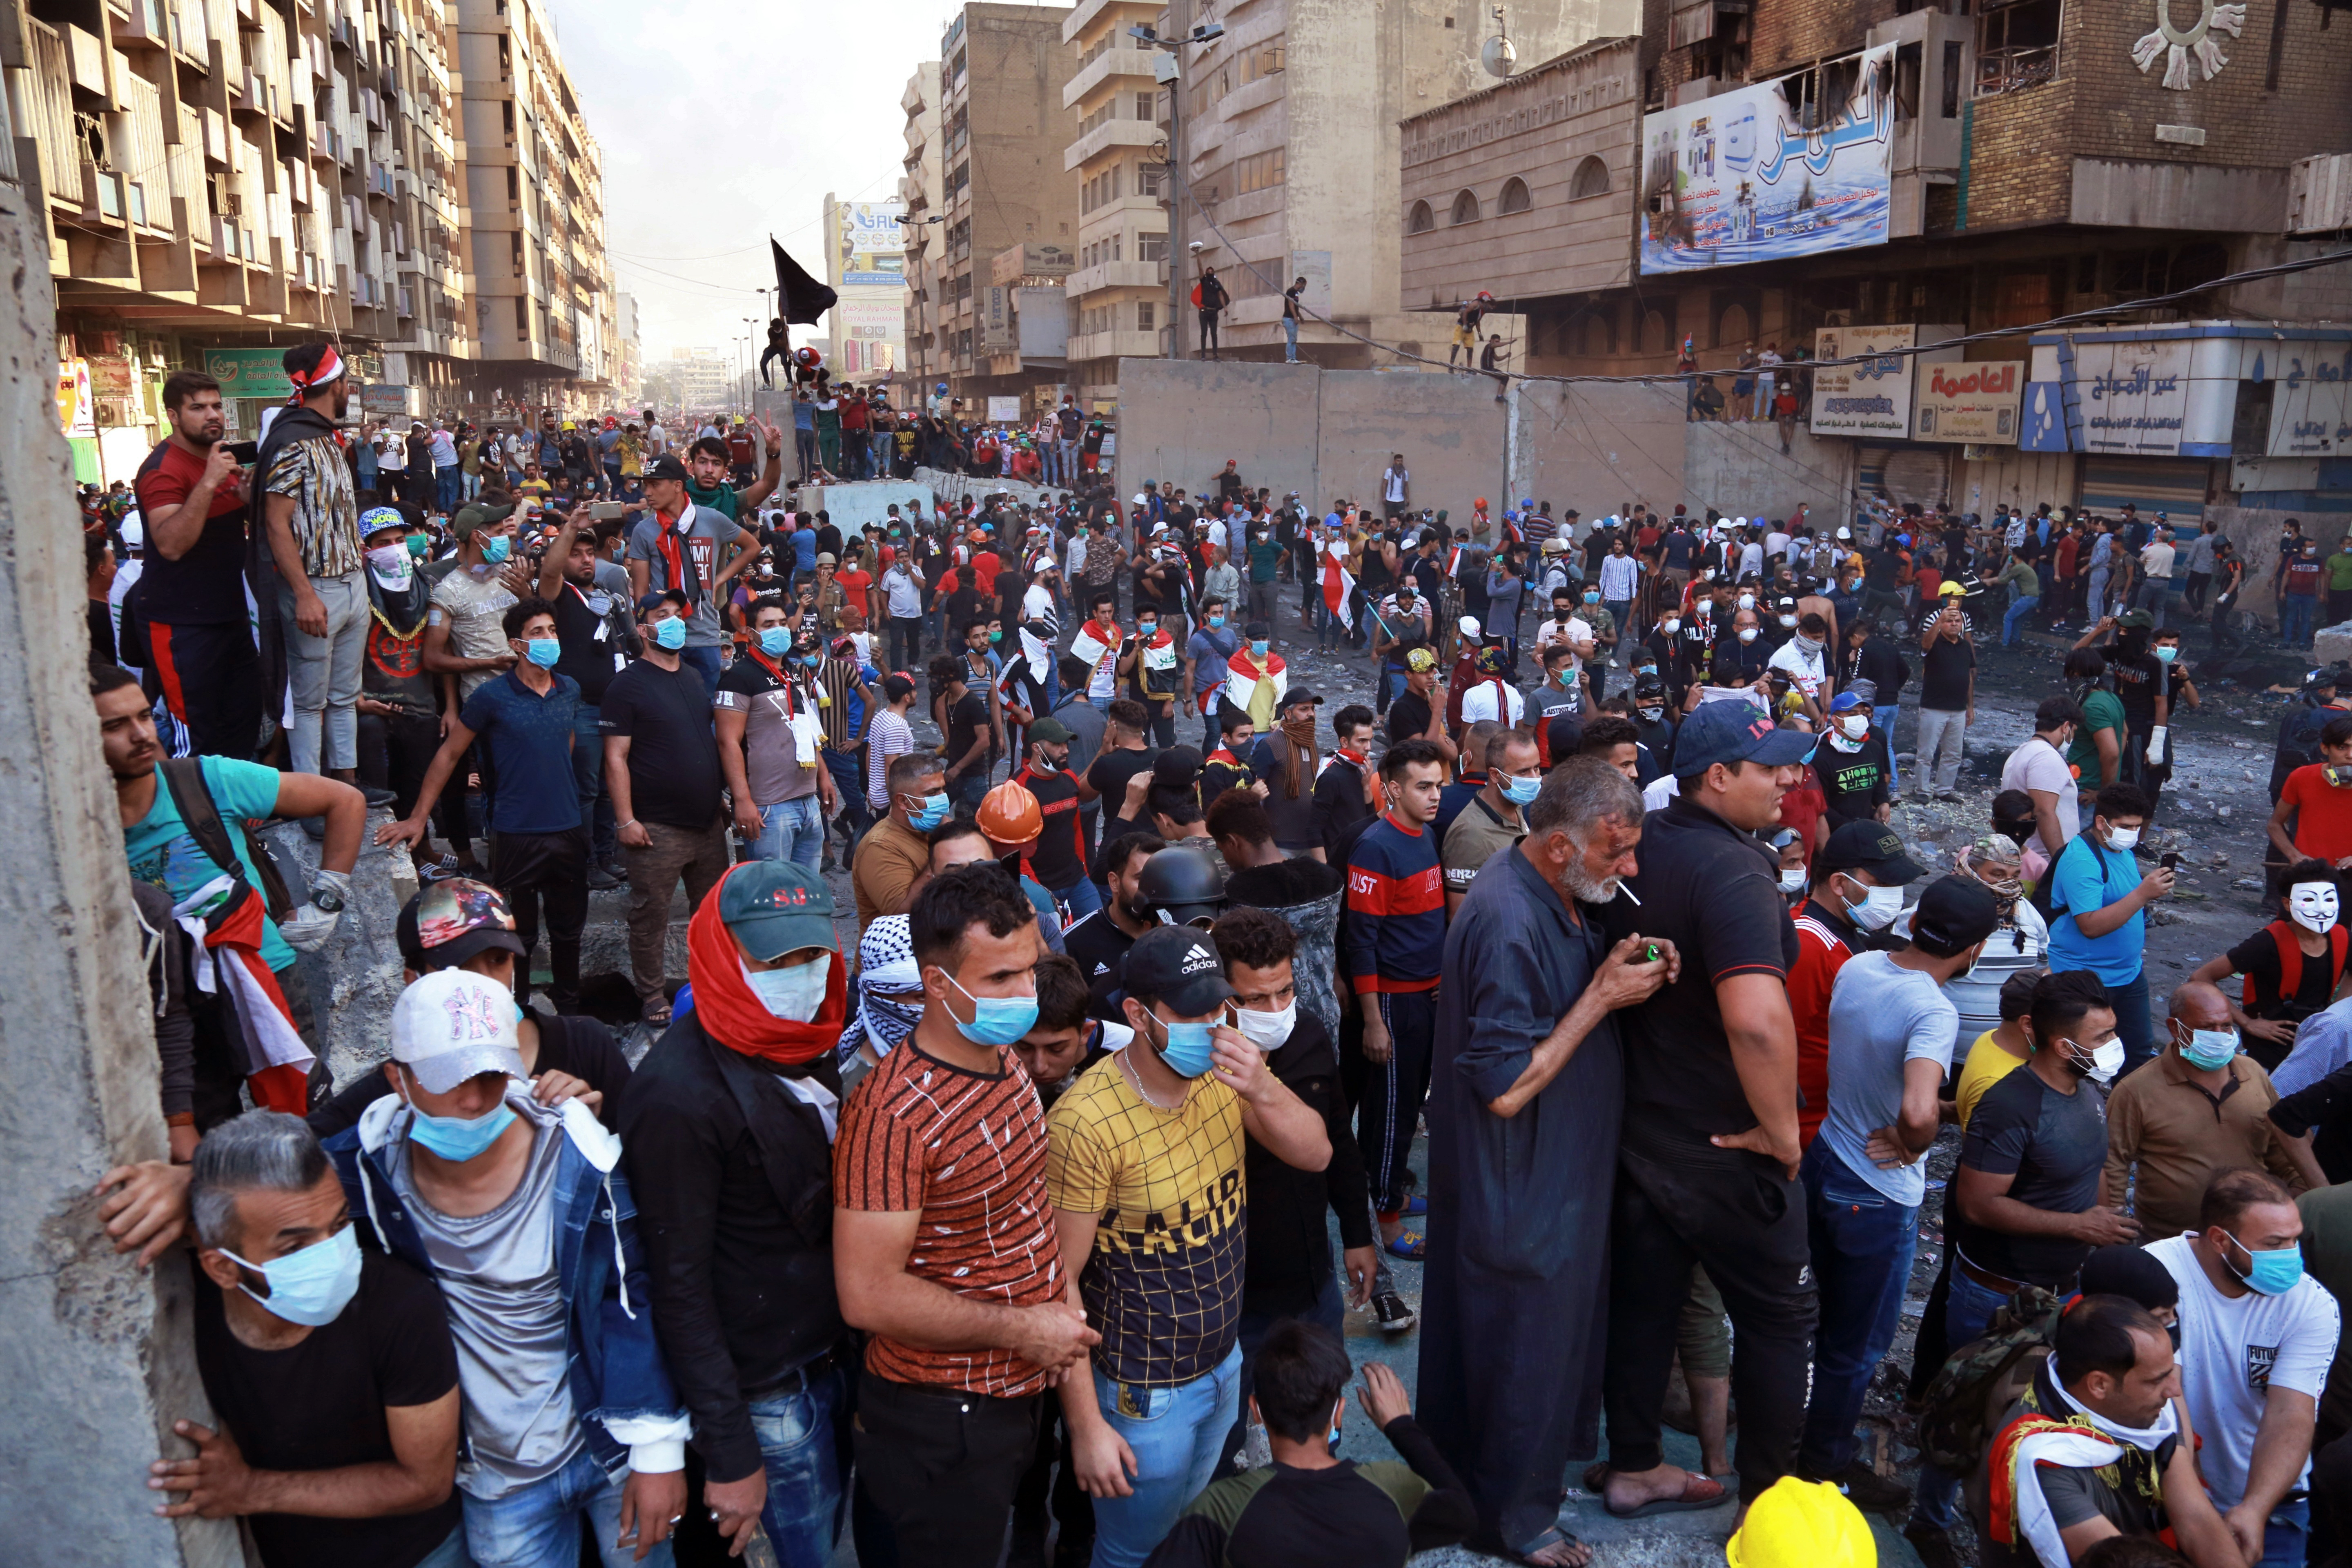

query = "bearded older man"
[{"left": 1418, "top": 757, "right": 1677, "bottom": 1567}]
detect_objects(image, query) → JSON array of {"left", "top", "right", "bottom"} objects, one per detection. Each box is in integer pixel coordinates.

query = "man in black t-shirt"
[
  {"left": 172, "top": 1111, "right": 464, "bottom": 1568},
  {"left": 1914, "top": 584, "right": 1976, "bottom": 801},
  {"left": 1385, "top": 649, "right": 1455, "bottom": 764},
  {"left": 536, "top": 511, "right": 637, "bottom": 888},
  {"left": 601, "top": 591, "right": 729, "bottom": 1025},
  {"left": 932, "top": 654, "right": 995, "bottom": 813},
  {"left": 135, "top": 369, "right": 264, "bottom": 758},
  {"left": 1011, "top": 718, "right": 1097, "bottom": 918},
  {"left": 1595, "top": 700, "right": 1819, "bottom": 1517},
  {"left": 1063, "top": 829, "right": 1163, "bottom": 1012},
  {"left": 1087, "top": 699, "right": 1160, "bottom": 824}
]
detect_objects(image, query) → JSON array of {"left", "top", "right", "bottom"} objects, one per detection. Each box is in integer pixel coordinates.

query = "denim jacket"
[{"left": 324, "top": 1088, "right": 693, "bottom": 1483}]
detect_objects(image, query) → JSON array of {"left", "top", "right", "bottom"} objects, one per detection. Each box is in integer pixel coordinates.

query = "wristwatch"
[{"left": 311, "top": 887, "right": 345, "bottom": 914}]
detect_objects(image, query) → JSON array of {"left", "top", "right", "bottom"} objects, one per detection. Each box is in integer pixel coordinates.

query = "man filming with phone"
[{"left": 134, "top": 369, "right": 263, "bottom": 759}]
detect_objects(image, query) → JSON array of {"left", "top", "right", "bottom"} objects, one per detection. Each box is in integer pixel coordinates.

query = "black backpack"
[
  {"left": 1914, "top": 1285, "right": 2065, "bottom": 1475},
  {"left": 160, "top": 757, "right": 296, "bottom": 924}
]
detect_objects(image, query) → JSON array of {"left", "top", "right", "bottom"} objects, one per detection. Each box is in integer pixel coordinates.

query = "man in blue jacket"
[{"left": 324, "top": 968, "right": 690, "bottom": 1566}]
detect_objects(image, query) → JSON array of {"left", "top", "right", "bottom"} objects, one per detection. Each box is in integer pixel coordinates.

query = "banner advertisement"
[
  {"left": 2264, "top": 342, "right": 2352, "bottom": 458},
  {"left": 58, "top": 358, "right": 95, "bottom": 437},
  {"left": 828, "top": 200, "right": 907, "bottom": 288},
  {"left": 1809, "top": 325, "right": 1919, "bottom": 440},
  {"left": 987, "top": 395, "right": 1022, "bottom": 423},
  {"left": 2074, "top": 339, "right": 2192, "bottom": 456},
  {"left": 203, "top": 347, "right": 298, "bottom": 402},
  {"left": 1639, "top": 43, "right": 1895, "bottom": 275},
  {"left": 1913, "top": 361, "right": 2025, "bottom": 445},
  {"left": 835, "top": 299, "right": 904, "bottom": 375}
]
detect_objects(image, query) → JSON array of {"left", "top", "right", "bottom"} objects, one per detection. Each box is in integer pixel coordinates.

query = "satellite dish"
[{"left": 1481, "top": 33, "right": 1517, "bottom": 77}]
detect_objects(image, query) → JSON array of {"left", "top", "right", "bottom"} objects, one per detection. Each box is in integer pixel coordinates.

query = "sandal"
[
  {"left": 1601, "top": 1470, "right": 1730, "bottom": 1519},
  {"left": 1507, "top": 1526, "right": 1590, "bottom": 1568},
  {"left": 641, "top": 999, "right": 673, "bottom": 1029},
  {"left": 1382, "top": 1232, "right": 1428, "bottom": 1261}
]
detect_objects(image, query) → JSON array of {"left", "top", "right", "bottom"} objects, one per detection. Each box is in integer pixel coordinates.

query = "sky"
[{"left": 553, "top": 0, "right": 1056, "bottom": 368}]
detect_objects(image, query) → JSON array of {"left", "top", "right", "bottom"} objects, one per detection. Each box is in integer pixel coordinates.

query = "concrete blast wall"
[{"left": 1115, "top": 359, "right": 1854, "bottom": 522}]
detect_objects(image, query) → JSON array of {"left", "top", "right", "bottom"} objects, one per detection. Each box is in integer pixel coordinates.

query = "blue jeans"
[
  {"left": 751, "top": 1365, "right": 852, "bottom": 1568},
  {"left": 950, "top": 770, "right": 990, "bottom": 812},
  {"left": 415, "top": 1523, "right": 473, "bottom": 1568},
  {"left": 2001, "top": 593, "right": 2040, "bottom": 646},
  {"left": 795, "top": 430, "right": 820, "bottom": 480},
  {"left": 1051, "top": 875, "right": 1104, "bottom": 923},
  {"left": 463, "top": 1445, "right": 672, "bottom": 1568},
  {"left": 1913, "top": 1267, "right": 2018, "bottom": 1530},
  {"left": 1798, "top": 1141, "right": 1920, "bottom": 1475},
  {"left": 437, "top": 466, "right": 461, "bottom": 513},
  {"left": 1874, "top": 703, "right": 1902, "bottom": 791},
  {"left": 1316, "top": 600, "right": 1344, "bottom": 651},
  {"left": 753, "top": 794, "right": 826, "bottom": 869},
  {"left": 2105, "top": 968, "right": 2154, "bottom": 1077},
  {"left": 571, "top": 704, "right": 616, "bottom": 868},
  {"left": 2262, "top": 1497, "right": 2312, "bottom": 1568},
  {"left": 1089, "top": 1343, "right": 1243, "bottom": 1568},
  {"left": 1283, "top": 314, "right": 1299, "bottom": 362},
  {"left": 2285, "top": 594, "right": 2317, "bottom": 646},
  {"left": 679, "top": 645, "right": 722, "bottom": 698},
  {"left": 1606, "top": 600, "right": 1634, "bottom": 662}
]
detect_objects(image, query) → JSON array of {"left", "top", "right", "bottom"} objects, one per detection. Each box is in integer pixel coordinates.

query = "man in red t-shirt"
[
  {"left": 2267, "top": 715, "right": 2352, "bottom": 873},
  {"left": 132, "top": 368, "right": 266, "bottom": 758},
  {"left": 1788, "top": 822, "right": 1923, "bottom": 1148}
]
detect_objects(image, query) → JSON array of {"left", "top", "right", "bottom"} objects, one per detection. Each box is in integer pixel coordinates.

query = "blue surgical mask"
[
  {"left": 1584, "top": 590, "right": 1601, "bottom": 604},
  {"left": 758, "top": 627, "right": 792, "bottom": 658},
  {"left": 2154, "top": 645, "right": 2178, "bottom": 663},
  {"left": 481, "top": 534, "right": 512, "bottom": 563},
  {"left": 524, "top": 637, "right": 561, "bottom": 668},
  {"left": 802, "top": 652, "right": 822, "bottom": 668},
  {"left": 1153, "top": 1013, "right": 1218, "bottom": 1078},
  {"left": 1250, "top": 639, "right": 1269, "bottom": 657},
  {"left": 1209, "top": 615, "right": 1225, "bottom": 629},
  {"left": 2180, "top": 1027, "right": 2239, "bottom": 1071},
  {"left": 403, "top": 1092, "right": 517, "bottom": 1162},
  {"left": 943, "top": 970, "right": 1039, "bottom": 1047},
  {"left": 1499, "top": 773, "right": 1541, "bottom": 806},
  {"left": 651, "top": 617, "right": 688, "bottom": 651},
  {"left": 2220, "top": 1229, "right": 2306, "bottom": 1295},
  {"left": 908, "top": 791, "right": 951, "bottom": 831},
  {"left": 219, "top": 1224, "right": 363, "bottom": 1327}
]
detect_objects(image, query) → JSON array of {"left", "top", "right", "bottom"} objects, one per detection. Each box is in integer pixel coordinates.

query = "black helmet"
[{"left": 1137, "top": 844, "right": 1226, "bottom": 928}]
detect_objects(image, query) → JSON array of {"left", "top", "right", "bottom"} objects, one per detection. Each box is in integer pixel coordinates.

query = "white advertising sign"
[
  {"left": 2266, "top": 342, "right": 2352, "bottom": 458},
  {"left": 1912, "top": 361, "right": 2025, "bottom": 445},
  {"left": 2074, "top": 339, "right": 2192, "bottom": 455},
  {"left": 1810, "top": 325, "right": 1918, "bottom": 439}
]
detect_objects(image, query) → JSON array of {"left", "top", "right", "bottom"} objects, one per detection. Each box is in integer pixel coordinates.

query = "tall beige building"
[
  {"left": 1061, "top": 0, "right": 1634, "bottom": 390},
  {"left": 897, "top": 60, "right": 945, "bottom": 403},
  {"left": 13, "top": 0, "right": 612, "bottom": 482}
]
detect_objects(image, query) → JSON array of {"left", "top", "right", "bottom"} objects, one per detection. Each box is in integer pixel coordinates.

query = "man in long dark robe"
[{"left": 1417, "top": 757, "right": 1675, "bottom": 1566}]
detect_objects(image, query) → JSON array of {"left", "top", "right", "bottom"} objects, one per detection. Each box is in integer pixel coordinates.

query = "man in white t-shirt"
[
  {"left": 1766, "top": 610, "right": 1832, "bottom": 722},
  {"left": 1381, "top": 454, "right": 1410, "bottom": 519},
  {"left": 1457, "top": 646, "right": 1524, "bottom": 728},
  {"left": 2147, "top": 1168, "right": 2340, "bottom": 1564},
  {"left": 1999, "top": 697, "right": 2082, "bottom": 866}
]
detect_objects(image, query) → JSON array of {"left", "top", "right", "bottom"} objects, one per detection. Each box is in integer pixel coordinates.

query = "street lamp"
[{"left": 1128, "top": 21, "right": 1224, "bottom": 361}]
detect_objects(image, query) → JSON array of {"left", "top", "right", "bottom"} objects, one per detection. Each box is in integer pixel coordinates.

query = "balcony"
[
  {"left": 1067, "top": 328, "right": 1161, "bottom": 361},
  {"left": 1064, "top": 118, "right": 1160, "bottom": 172},
  {"left": 1060, "top": 0, "right": 1149, "bottom": 46},
  {"left": 1067, "top": 258, "right": 1164, "bottom": 296},
  {"left": 1062, "top": 45, "right": 1155, "bottom": 109}
]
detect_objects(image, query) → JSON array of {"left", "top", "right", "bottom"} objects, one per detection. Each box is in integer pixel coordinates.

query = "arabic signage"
[
  {"left": 203, "top": 347, "right": 298, "bottom": 402},
  {"left": 58, "top": 358, "right": 94, "bottom": 437},
  {"left": 992, "top": 243, "right": 1077, "bottom": 284},
  {"left": 2074, "top": 339, "right": 2192, "bottom": 456},
  {"left": 1638, "top": 43, "right": 1895, "bottom": 275},
  {"left": 834, "top": 299, "right": 904, "bottom": 376},
  {"left": 2264, "top": 342, "right": 2352, "bottom": 458},
  {"left": 1811, "top": 325, "right": 1931, "bottom": 440},
  {"left": 1913, "top": 361, "right": 2025, "bottom": 445},
  {"left": 828, "top": 200, "right": 907, "bottom": 289}
]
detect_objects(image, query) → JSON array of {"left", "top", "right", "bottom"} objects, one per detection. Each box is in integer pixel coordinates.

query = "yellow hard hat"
[{"left": 1725, "top": 1477, "right": 1875, "bottom": 1568}]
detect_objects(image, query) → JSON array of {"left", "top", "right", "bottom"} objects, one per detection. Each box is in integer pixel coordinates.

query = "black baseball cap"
[
  {"left": 1669, "top": 701, "right": 1818, "bottom": 779},
  {"left": 645, "top": 454, "right": 690, "bottom": 483},
  {"left": 1152, "top": 746, "right": 1204, "bottom": 791},
  {"left": 1907, "top": 875, "right": 2002, "bottom": 959},
  {"left": 1816, "top": 821, "right": 1926, "bottom": 882},
  {"left": 395, "top": 879, "right": 528, "bottom": 972},
  {"left": 1123, "top": 926, "right": 1235, "bottom": 1016}
]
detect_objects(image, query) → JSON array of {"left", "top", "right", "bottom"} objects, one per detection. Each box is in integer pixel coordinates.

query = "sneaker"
[
  {"left": 1373, "top": 1291, "right": 1418, "bottom": 1334},
  {"left": 586, "top": 865, "right": 623, "bottom": 892},
  {"left": 361, "top": 786, "right": 400, "bottom": 810},
  {"left": 1805, "top": 1460, "right": 1912, "bottom": 1515},
  {"left": 1905, "top": 1520, "right": 1962, "bottom": 1568}
]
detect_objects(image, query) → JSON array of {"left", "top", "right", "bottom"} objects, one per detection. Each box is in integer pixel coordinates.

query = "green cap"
[
  {"left": 452, "top": 500, "right": 515, "bottom": 539},
  {"left": 717, "top": 861, "right": 839, "bottom": 962},
  {"left": 1027, "top": 716, "right": 1074, "bottom": 744},
  {"left": 2116, "top": 608, "right": 2155, "bottom": 629}
]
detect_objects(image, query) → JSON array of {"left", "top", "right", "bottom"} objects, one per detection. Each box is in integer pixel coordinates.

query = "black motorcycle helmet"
[{"left": 1137, "top": 844, "right": 1226, "bottom": 929}]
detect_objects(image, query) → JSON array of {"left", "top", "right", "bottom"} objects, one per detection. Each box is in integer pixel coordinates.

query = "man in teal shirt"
[{"left": 2047, "top": 780, "right": 2174, "bottom": 1077}]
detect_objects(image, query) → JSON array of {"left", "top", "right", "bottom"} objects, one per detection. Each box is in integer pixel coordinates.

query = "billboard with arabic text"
[
  {"left": 1639, "top": 45, "right": 1895, "bottom": 275},
  {"left": 1913, "top": 361, "right": 2025, "bottom": 445}
]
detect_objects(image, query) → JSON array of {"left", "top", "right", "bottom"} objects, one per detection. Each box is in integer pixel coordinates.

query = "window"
[
  {"left": 1139, "top": 162, "right": 1165, "bottom": 197},
  {"left": 1237, "top": 147, "right": 1286, "bottom": 194},
  {"left": 1138, "top": 301, "right": 1155, "bottom": 331},
  {"left": 1407, "top": 200, "right": 1434, "bottom": 235},
  {"left": 1138, "top": 231, "right": 1168, "bottom": 262},
  {"left": 1242, "top": 38, "right": 1285, "bottom": 83},
  {"left": 1450, "top": 189, "right": 1480, "bottom": 225},
  {"left": 513, "top": 296, "right": 527, "bottom": 330},
  {"left": 1569, "top": 156, "right": 1610, "bottom": 200},
  {"left": 1976, "top": 0, "right": 2060, "bottom": 98},
  {"left": 1135, "top": 91, "right": 1156, "bottom": 119},
  {"left": 1498, "top": 177, "right": 1532, "bottom": 214}
]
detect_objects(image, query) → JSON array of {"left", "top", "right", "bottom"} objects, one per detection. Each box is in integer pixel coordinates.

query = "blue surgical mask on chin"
[
  {"left": 758, "top": 627, "right": 793, "bottom": 659},
  {"left": 1500, "top": 773, "right": 1542, "bottom": 806},
  {"left": 1154, "top": 1012, "right": 1218, "bottom": 1078},
  {"left": 651, "top": 617, "right": 688, "bottom": 652},
  {"left": 219, "top": 1224, "right": 363, "bottom": 1327},
  {"left": 403, "top": 1085, "right": 518, "bottom": 1162},
  {"left": 2220, "top": 1228, "right": 2305, "bottom": 1295},
  {"left": 944, "top": 970, "right": 1039, "bottom": 1047}
]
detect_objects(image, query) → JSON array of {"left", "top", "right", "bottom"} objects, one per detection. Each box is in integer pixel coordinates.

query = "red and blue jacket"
[{"left": 1344, "top": 814, "right": 1444, "bottom": 993}]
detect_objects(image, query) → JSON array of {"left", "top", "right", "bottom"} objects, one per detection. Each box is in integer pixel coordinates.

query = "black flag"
[{"left": 773, "top": 238, "right": 838, "bottom": 324}]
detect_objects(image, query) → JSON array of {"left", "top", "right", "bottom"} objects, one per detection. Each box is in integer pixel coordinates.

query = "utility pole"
[{"left": 1131, "top": 13, "right": 1223, "bottom": 362}]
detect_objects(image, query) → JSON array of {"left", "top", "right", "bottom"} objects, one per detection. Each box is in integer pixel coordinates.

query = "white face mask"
[
  {"left": 1662, "top": 617, "right": 1680, "bottom": 633},
  {"left": 2291, "top": 882, "right": 2340, "bottom": 934},
  {"left": 743, "top": 957, "right": 830, "bottom": 1022},
  {"left": 2062, "top": 1034, "right": 2127, "bottom": 1084},
  {"left": 1231, "top": 998, "right": 1296, "bottom": 1050},
  {"left": 1737, "top": 593, "right": 1756, "bottom": 610},
  {"left": 1778, "top": 614, "right": 1797, "bottom": 628},
  {"left": 1845, "top": 880, "right": 1906, "bottom": 931},
  {"left": 1737, "top": 628, "right": 1758, "bottom": 644},
  {"left": 365, "top": 543, "right": 414, "bottom": 588},
  {"left": 2103, "top": 823, "right": 2141, "bottom": 852},
  {"left": 1838, "top": 714, "right": 1869, "bottom": 739},
  {"left": 1778, "top": 868, "right": 1809, "bottom": 895}
]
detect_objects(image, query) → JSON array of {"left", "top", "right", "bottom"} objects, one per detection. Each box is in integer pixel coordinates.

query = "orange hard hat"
[
  {"left": 977, "top": 780, "right": 1043, "bottom": 845},
  {"left": 1476, "top": 497, "right": 1488, "bottom": 509}
]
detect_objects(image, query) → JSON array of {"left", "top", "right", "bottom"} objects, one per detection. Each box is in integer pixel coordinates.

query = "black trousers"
[
  {"left": 851, "top": 1374, "right": 1042, "bottom": 1568},
  {"left": 490, "top": 825, "right": 589, "bottom": 1010},
  {"left": 356, "top": 708, "right": 440, "bottom": 822},
  {"left": 1356, "top": 987, "right": 1438, "bottom": 1217},
  {"left": 1602, "top": 1117, "right": 1819, "bottom": 1506},
  {"left": 1011, "top": 1396, "right": 1093, "bottom": 1552},
  {"left": 1198, "top": 309, "right": 1221, "bottom": 356},
  {"left": 146, "top": 619, "right": 265, "bottom": 761}
]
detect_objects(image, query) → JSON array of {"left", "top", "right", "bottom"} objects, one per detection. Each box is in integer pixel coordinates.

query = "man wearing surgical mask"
[
  {"left": 1817, "top": 686, "right": 1895, "bottom": 829},
  {"left": 163, "top": 1110, "right": 468, "bottom": 1564},
  {"left": 2047, "top": 782, "right": 2173, "bottom": 1075},
  {"left": 2191, "top": 864, "right": 2349, "bottom": 1076},
  {"left": 328, "top": 969, "right": 691, "bottom": 1565},
  {"left": 2100, "top": 982, "right": 2312, "bottom": 1243},
  {"left": 852, "top": 749, "right": 951, "bottom": 936},
  {"left": 1789, "top": 821, "right": 1925, "bottom": 1149},
  {"left": 1443, "top": 729, "right": 1541, "bottom": 916},
  {"left": 1206, "top": 907, "right": 1378, "bottom": 1473},
  {"left": 1048, "top": 924, "right": 1329, "bottom": 1568}
]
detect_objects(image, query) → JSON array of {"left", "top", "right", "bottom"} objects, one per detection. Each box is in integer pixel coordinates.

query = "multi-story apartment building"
[
  {"left": 929, "top": 3, "right": 1078, "bottom": 410},
  {"left": 10, "top": 0, "right": 610, "bottom": 483},
  {"left": 897, "top": 59, "right": 944, "bottom": 404},
  {"left": 1400, "top": 0, "right": 2352, "bottom": 557},
  {"left": 1062, "top": 0, "right": 1632, "bottom": 400}
]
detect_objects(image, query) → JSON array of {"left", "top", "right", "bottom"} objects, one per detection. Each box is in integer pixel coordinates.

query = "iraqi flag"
[
  {"left": 176, "top": 875, "right": 314, "bottom": 1115},
  {"left": 1321, "top": 541, "right": 1356, "bottom": 619}
]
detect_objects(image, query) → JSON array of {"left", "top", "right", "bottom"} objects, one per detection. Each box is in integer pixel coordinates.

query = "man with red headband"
[
  {"left": 620, "top": 860, "right": 856, "bottom": 1565},
  {"left": 257, "top": 341, "right": 365, "bottom": 780}
]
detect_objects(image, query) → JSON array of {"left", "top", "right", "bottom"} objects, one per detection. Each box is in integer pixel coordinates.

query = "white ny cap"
[{"left": 390, "top": 970, "right": 526, "bottom": 1094}]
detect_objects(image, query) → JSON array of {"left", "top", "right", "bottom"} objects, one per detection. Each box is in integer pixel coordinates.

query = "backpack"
[
  {"left": 160, "top": 757, "right": 296, "bottom": 924},
  {"left": 1914, "top": 1284, "right": 2065, "bottom": 1475}
]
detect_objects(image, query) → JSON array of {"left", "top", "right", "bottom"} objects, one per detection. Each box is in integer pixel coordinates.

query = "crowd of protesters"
[{"left": 73, "top": 337, "right": 2352, "bottom": 1568}]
